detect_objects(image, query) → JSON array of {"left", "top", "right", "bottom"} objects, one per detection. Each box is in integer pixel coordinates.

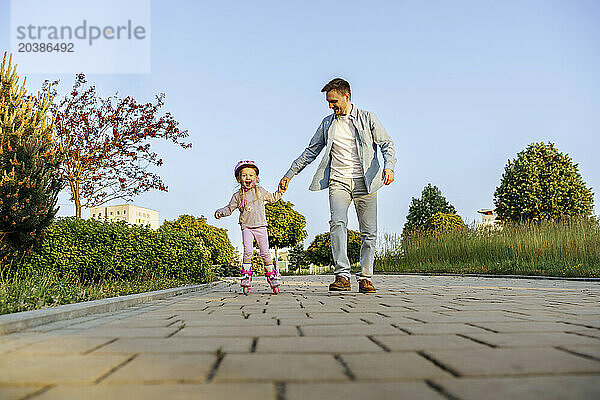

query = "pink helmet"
[{"left": 234, "top": 160, "right": 259, "bottom": 178}]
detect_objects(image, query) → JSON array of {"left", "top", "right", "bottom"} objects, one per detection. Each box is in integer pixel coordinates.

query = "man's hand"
[
  {"left": 382, "top": 169, "right": 395, "bottom": 185},
  {"left": 279, "top": 176, "right": 290, "bottom": 192}
]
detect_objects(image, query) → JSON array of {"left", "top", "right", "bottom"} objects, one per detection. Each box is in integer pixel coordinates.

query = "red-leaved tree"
[{"left": 44, "top": 74, "right": 191, "bottom": 218}]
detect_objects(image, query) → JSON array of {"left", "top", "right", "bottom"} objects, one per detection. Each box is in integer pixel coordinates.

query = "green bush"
[
  {"left": 306, "top": 230, "right": 361, "bottom": 266},
  {"left": 423, "top": 212, "right": 468, "bottom": 235},
  {"left": 160, "top": 214, "right": 234, "bottom": 266},
  {"left": 23, "top": 217, "right": 214, "bottom": 283},
  {"left": 494, "top": 142, "right": 594, "bottom": 222}
]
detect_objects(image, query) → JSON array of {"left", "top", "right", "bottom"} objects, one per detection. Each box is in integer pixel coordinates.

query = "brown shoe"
[
  {"left": 359, "top": 279, "right": 376, "bottom": 293},
  {"left": 329, "top": 275, "right": 351, "bottom": 291}
]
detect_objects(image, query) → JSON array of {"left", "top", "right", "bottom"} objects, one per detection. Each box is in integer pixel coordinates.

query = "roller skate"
[
  {"left": 240, "top": 265, "right": 252, "bottom": 295},
  {"left": 265, "top": 267, "right": 281, "bottom": 294}
]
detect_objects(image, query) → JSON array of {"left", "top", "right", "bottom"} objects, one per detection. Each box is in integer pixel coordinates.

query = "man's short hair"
[{"left": 321, "top": 78, "right": 351, "bottom": 97}]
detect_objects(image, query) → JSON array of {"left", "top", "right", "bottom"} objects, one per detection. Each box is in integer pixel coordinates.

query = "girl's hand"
[
  {"left": 214, "top": 211, "right": 222, "bottom": 219},
  {"left": 279, "top": 176, "right": 290, "bottom": 192}
]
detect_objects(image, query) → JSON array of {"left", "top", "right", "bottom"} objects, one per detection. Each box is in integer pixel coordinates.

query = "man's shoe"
[
  {"left": 329, "top": 275, "right": 351, "bottom": 291},
  {"left": 359, "top": 279, "right": 376, "bottom": 293}
]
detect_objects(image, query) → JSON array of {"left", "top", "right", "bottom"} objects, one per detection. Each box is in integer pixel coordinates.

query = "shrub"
[
  {"left": 494, "top": 142, "right": 594, "bottom": 222},
  {"left": 423, "top": 212, "right": 468, "bottom": 235},
  {"left": 0, "top": 53, "right": 63, "bottom": 270},
  {"left": 217, "top": 250, "right": 241, "bottom": 277},
  {"left": 160, "top": 215, "right": 234, "bottom": 266},
  {"left": 306, "top": 230, "right": 361, "bottom": 266},
  {"left": 23, "top": 217, "right": 214, "bottom": 283}
]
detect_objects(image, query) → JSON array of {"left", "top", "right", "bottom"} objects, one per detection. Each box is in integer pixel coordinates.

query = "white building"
[
  {"left": 477, "top": 209, "right": 499, "bottom": 229},
  {"left": 89, "top": 204, "right": 160, "bottom": 230}
]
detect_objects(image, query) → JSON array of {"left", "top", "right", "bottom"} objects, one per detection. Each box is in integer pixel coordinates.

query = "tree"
[
  {"left": 160, "top": 215, "right": 234, "bottom": 266},
  {"left": 265, "top": 200, "right": 307, "bottom": 264},
  {"left": 306, "top": 230, "right": 361, "bottom": 266},
  {"left": 288, "top": 243, "right": 309, "bottom": 271},
  {"left": 403, "top": 184, "right": 456, "bottom": 235},
  {"left": 494, "top": 142, "right": 594, "bottom": 222},
  {"left": 0, "top": 52, "right": 63, "bottom": 269},
  {"left": 44, "top": 74, "right": 191, "bottom": 218}
]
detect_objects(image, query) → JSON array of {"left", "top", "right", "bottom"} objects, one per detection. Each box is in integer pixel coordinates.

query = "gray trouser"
[{"left": 329, "top": 177, "right": 377, "bottom": 281}]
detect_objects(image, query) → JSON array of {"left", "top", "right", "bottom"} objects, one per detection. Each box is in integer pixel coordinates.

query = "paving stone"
[
  {"left": 433, "top": 375, "right": 600, "bottom": 400},
  {"left": 67, "top": 327, "right": 177, "bottom": 338},
  {"left": 373, "top": 334, "right": 486, "bottom": 351},
  {"left": 0, "top": 386, "right": 45, "bottom": 400},
  {"left": 101, "top": 354, "right": 215, "bottom": 383},
  {"left": 300, "top": 323, "right": 403, "bottom": 336},
  {"left": 0, "top": 332, "right": 55, "bottom": 354},
  {"left": 213, "top": 354, "right": 347, "bottom": 382},
  {"left": 97, "top": 319, "right": 177, "bottom": 328},
  {"left": 278, "top": 317, "right": 368, "bottom": 325},
  {"left": 467, "top": 321, "right": 575, "bottom": 333},
  {"left": 36, "top": 384, "right": 275, "bottom": 400},
  {"left": 424, "top": 347, "right": 600, "bottom": 376},
  {"left": 175, "top": 317, "right": 277, "bottom": 326},
  {"left": 256, "top": 336, "right": 382, "bottom": 353},
  {"left": 175, "top": 325, "right": 298, "bottom": 337},
  {"left": 95, "top": 337, "right": 253, "bottom": 354},
  {"left": 3, "top": 274, "right": 599, "bottom": 399},
  {"left": 342, "top": 352, "right": 452, "bottom": 380},
  {"left": 0, "top": 354, "right": 130, "bottom": 384},
  {"left": 559, "top": 345, "right": 600, "bottom": 360},
  {"left": 463, "top": 332, "right": 600, "bottom": 347},
  {"left": 286, "top": 381, "right": 446, "bottom": 400},
  {"left": 567, "top": 327, "right": 600, "bottom": 338},
  {"left": 9, "top": 336, "right": 114, "bottom": 355},
  {"left": 398, "top": 323, "right": 490, "bottom": 335}
]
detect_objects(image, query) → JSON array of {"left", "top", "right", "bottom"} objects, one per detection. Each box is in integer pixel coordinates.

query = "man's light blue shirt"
[{"left": 284, "top": 105, "right": 396, "bottom": 194}]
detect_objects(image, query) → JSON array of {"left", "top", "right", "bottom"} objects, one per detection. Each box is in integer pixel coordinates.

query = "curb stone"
[{"left": 0, "top": 281, "right": 223, "bottom": 335}]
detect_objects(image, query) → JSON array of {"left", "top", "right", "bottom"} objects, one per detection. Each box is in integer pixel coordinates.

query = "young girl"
[{"left": 215, "top": 160, "right": 283, "bottom": 295}]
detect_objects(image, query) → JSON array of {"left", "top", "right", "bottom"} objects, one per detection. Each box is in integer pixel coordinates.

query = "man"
[{"left": 279, "top": 78, "right": 396, "bottom": 293}]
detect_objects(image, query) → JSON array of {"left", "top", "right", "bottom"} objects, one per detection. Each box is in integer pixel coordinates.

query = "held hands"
[
  {"left": 279, "top": 176, "right": 290, "bottom": 193},
  {"left": 382, "top": 169, "right": 395, "bottom": 185}
]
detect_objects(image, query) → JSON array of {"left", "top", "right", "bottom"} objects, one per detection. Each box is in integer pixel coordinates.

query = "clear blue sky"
[{"left": 1, "top": 0, "right": 599, "bottom": 252}]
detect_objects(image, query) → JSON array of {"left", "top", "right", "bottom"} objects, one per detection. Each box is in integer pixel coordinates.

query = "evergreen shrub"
[{"left": 23, "top": 218, "right": 214, "bottom": 283}]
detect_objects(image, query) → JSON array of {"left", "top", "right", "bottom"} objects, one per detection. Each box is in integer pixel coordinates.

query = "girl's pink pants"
[{"left": 242, "top": 227, "right": 273, "bottom": 265}]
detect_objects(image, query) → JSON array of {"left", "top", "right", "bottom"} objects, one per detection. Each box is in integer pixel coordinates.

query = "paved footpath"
[{"left": 1, "top": 275, "right": 599, "bottom": 400}]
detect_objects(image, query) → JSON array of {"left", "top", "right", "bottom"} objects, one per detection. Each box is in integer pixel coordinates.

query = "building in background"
[
  {"left": 89, "top": 204, "right": 160, "bottom": 230},
  {"left": 477, "top": 209, "right": 498, "bottom": 229}
]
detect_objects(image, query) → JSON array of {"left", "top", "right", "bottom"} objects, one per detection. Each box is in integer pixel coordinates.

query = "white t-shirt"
[{"left": 330, "top": 114, "right": 363, "bottom": 179}]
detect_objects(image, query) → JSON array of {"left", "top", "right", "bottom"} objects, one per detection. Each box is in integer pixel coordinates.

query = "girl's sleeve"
[
  {"left": 215, "top": 193, "right": 239, "bottom": 217},
  {"left": 261, "top": 187, "right": 282, "bottom": 203}
]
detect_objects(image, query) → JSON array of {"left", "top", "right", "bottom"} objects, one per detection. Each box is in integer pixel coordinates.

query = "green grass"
[
  {"left": 0, "top": 269, "right": 210, "bottom": 316},
  {"left": 375, "top": 218, "right": 600, "bottom": 278}
]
